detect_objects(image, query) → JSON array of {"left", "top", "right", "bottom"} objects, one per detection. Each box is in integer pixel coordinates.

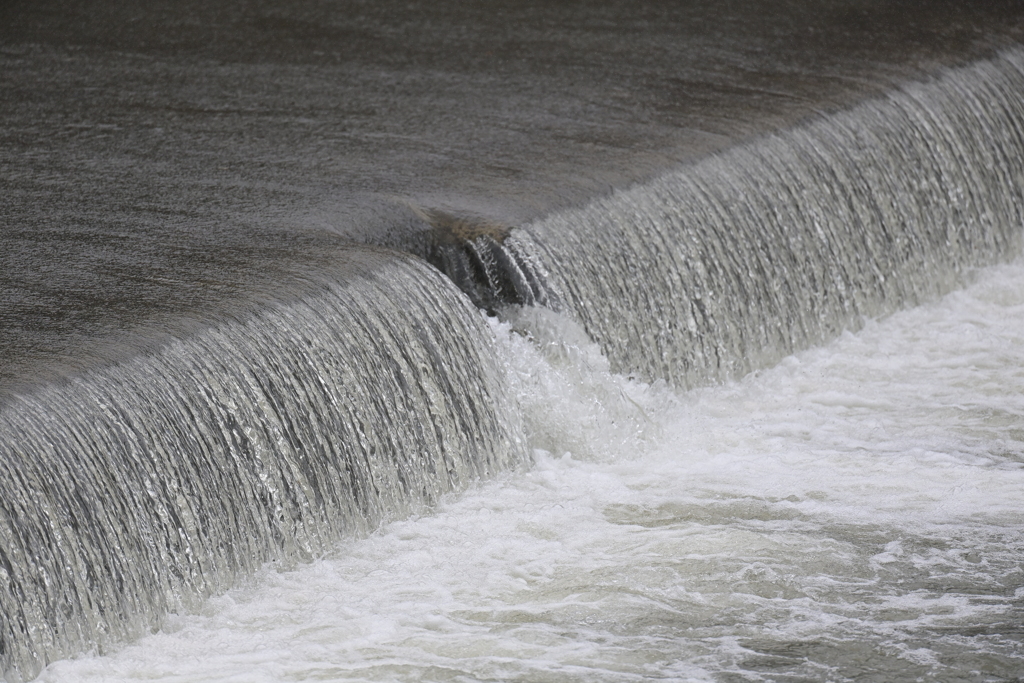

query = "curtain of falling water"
[
  {"left": 0, "top": 249, "right": 527, "bottom": 682},
  {"left": 524, "top": 49, "right": 1024, "bottom": 387},
  {"left": 4, "top": 45, "right": 1024, "bottom": 683}
]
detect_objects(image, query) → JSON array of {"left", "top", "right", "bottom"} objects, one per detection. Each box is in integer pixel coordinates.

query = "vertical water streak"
[
  {"left": 526, "top": 50, "right": 1024, "bottom": 386},
  {"left": 0, "top": 249, "right": 527, "bottom": 682},
  {"left": 398, "top": 207, "right": 563, "bottom": 315}
]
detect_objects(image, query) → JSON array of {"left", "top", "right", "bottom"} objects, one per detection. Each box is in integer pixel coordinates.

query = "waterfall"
[
  {"left": 2, "top": 42, "right": 1024, "bottom": 683},
  {"left": 515, "top": 50, "right": 1024, "bottom": 386},
  {"left": 0, "top": 249, "right": 526, "bottom": 682}
]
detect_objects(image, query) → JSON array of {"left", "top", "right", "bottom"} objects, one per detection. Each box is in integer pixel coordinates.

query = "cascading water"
[
  {"left": 520, "top": 50, "right": 1024, "bottom": 386},
  {"left": 0, "top": 250, "right": 527, "bottom": 682},
  {"left": 2, "top": 21, "right": 1024, "bottom": 683}
]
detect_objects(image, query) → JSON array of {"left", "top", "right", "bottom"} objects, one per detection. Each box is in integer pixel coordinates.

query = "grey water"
[{"left": 3, "top": 1, "right": 1024, "bottom": 681}]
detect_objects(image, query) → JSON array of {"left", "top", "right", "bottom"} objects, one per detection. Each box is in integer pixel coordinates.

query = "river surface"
[{"left": 4, "top": 0, "right": 1024, "bottom": 392}]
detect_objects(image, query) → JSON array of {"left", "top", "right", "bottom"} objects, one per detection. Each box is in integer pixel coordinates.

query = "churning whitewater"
[{"left": 38, "top": 257, "right": 1024, "bottom": 682}]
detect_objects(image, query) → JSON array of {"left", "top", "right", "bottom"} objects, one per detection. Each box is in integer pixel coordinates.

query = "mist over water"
[{"left": 37, "top": 259, "right": 1024, "bottom": 683}]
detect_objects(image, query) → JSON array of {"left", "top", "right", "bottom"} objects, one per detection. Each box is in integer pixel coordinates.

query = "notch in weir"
[{"left": 405, "top": 205, "right": 559, "bottom": 315}]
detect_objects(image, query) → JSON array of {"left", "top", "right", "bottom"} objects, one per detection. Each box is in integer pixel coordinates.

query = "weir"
[
  {"left": 3, "top": 2, "right": 1024, "bottom": 681},
  {"left": 0, "top": 252, "right": 527, "bottom": 680},
  {"left": 519, "top": 51, "right": 1024, "bottom": 386}
]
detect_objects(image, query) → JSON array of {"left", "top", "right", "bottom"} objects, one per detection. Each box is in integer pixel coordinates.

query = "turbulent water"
[
  {"left": 33, "top": 257, "right": 1024, "bottom": 682},
  {"left": 4, "top": 5, "right": 1024, "bottom": 681}
]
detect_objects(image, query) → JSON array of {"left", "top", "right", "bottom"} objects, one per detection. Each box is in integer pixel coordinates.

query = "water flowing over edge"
[
  {"left": 2, "top": 47, "right": 1024, "bottom": 681},
  {"left": 0, "top": 250, "right": 527, "bottom": 681},
  {"left": 521, "top": 48, "right": 1024, "bottom": 386}
]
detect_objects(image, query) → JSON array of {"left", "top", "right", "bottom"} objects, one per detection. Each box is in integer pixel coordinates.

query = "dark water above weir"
[
  {"left": 4, "top": 0, "right": 1024, "bottom": 391},
  {"left": 3, "top": 1, "right": 1024, "bottom": 681}
]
